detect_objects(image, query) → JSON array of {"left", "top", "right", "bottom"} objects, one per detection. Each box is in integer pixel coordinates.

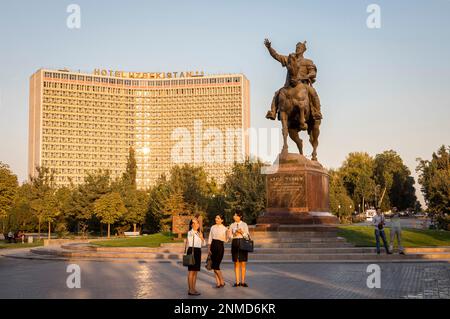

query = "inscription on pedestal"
[{"left": 267, "top": 173, "right": 307, "bottom": 210}]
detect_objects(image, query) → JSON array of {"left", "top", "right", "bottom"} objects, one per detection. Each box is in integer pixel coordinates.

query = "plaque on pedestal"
[{"left": 257, "top": 153, "right": 339, "bottom": 225}]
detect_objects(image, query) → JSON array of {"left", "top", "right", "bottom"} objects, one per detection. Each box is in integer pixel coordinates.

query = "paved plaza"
[{"left": 0, "top": 254, "right": 449, "bottom": 299}]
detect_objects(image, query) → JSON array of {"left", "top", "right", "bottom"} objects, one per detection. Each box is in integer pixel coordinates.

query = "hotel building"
[{"left": 28, "top": 68, "right": 250, "bottom": 189}]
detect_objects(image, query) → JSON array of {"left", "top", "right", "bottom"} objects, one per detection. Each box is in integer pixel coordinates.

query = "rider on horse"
[{"left": 264, "top": 39, "right": 322, "bottom": 129}]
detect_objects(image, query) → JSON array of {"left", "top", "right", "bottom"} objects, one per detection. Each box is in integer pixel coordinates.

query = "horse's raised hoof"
[{"left": 266, "top": 112, "right": 276, "bottom": 120}]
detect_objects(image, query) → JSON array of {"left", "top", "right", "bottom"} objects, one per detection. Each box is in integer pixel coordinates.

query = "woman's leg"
[
  {"left": 213, "top": 270, "right": 221, "bottom": 286},
  {"left": 188, "top": 271, "right": 193, "bottom": 293},
  {"left": 193, "top": 271, "right": 198, "bottom": 292},
  {"left": 241, "top": 262, "right": 247, "bottom": 284},
  {"left": 234, "top": 262, "right": 240, "bottom": 284},
  {"left": 217, "top": 270, "right": 225, "bottom": 285}
]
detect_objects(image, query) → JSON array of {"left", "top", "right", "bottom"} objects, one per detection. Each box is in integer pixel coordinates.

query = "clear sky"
[{"left": 1, "top": 0, "right": 449, "bottom": 205}]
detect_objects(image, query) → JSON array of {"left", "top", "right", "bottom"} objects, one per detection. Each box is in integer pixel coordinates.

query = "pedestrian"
[
  {"left": 229, "top": 210, "right": 250, "bottom": 287},
  {"left": 7, "top": 231, "right": 14, "bottom": 243},
  {"left": 208, "top": 214, "right": 229, "bottom": 288},
  {"left": 186, "top": 218, "right": 205, "bottom": 296},
  {"left": 373, "top": 209, "right": 392, "bottom": 255},
  {"left": 389, "top": 207, "right": 405, "bottom": 255}
]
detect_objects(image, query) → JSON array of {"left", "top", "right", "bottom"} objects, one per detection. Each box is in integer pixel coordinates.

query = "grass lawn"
[
  {"left": 338, "top": 226, "right": 450, "bottom": 247},
  {"left": 92, "top": 232, "right": 176, "bottom": 248},
  {"left": 0, "top": 240, "right": 44, "bottom": 249}
]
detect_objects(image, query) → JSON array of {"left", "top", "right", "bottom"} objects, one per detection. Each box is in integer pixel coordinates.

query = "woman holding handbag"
[
  {"left": 229, "top": 210, "right": 250, "bottom": 287},
  {"left": 207, "top": 214, "right": 229, "bottom": 288},
  {"left": 186, "top": 218, "right": 205, "bottom": 296}
]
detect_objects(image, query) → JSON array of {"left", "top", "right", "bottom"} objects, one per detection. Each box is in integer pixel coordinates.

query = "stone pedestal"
[{"left": 257, "top": 153, "right": 339, "bottom": 225}]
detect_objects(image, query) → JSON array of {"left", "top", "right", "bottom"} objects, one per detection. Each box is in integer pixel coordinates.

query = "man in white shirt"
[
  {"left": 389, "top": 207, "right": 405, "bottom": 254},
  {"left": 373, "top": 209, "right": 392, "bottom": 255}
]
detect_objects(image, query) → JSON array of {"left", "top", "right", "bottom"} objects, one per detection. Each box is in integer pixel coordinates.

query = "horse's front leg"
[
  {"left": 280, "top": 111, "right": 289, "bottom": 155},
  {"left": 310, "top": 119, "right": 320, "bottom": 161}
]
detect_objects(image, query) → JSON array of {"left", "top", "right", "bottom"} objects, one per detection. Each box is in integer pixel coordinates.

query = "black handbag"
[
  {"left": 239, "top": 236, "right": 254, "bottom": 252},
  {"left": 182, "top": 232, "right": 195, "bottom": 267},
  {"left": 205, "top": 255, "right": 213, "bottom": 270}
]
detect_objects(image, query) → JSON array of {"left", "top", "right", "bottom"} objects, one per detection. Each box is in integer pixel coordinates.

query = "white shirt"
[
  {"left": 186, "top": 230, "right": 206, "bottom": 248},
  {"left": 229, "top": 221, "right": 249, "bottom": 239},
  {"left": 390, "top": 214, "right": 402, "bottom": 229},
  {"left": 208, "top": 224, "right": 228, "bottom": 245},
  {"left": 373, "top": 214, "right": 385, "bottom": 228}
]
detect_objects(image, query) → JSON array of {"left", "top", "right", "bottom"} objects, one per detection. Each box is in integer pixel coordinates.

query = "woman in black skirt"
[
  {"left": 207, "top": 214, "right": 229, "bottom": 288},
  {"left": 186, "top": 218, "right": 205, "bottom": 296},
  {"left": 229, "top": 210, "right": 250, "bottom": 287}
]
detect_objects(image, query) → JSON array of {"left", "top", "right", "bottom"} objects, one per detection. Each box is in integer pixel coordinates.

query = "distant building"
[{"left": 28, "top": 68, "right": 250, "bottom": 188}]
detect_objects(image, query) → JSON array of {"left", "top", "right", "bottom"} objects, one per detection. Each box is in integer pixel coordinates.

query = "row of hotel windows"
[
  {"left": 41, "top": 161, "right": 125, "bottom": 169},
  {"left": 43, "top": 104, "right": 134, "bottom": 117},
  {"left": 43, "top": 144, "right": 132, "bottom": 152},
  {"left": 43, "top": 152, "right": 127, "bottom": 161},
  {"left": 42, "top": 120, "right": 135, "bottom": 133},
  {"left": 42, "top": 136, "right": 132, "bottom": 147},
  {"left": 43, "top": 82, "right": 242, "bottom": 97},
  {"left": 42, "top": 128, "right": 133, "bottom": 139},
  {"left": 42, "top": 113, "right": 135, "bottom": 125},
  {"left": 44, "top": 72, "right": 241, "bottom": 86}
]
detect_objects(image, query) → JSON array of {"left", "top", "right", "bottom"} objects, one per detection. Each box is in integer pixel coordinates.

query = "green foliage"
[
  {"left": 122, "top": 147, "right": 137, "bottom": 188},
  {"left": 0, "top": 162, "right": 18, "bottom": 232},
  {"left": 169, "top": 164, "right": 215, "bottom": 216},
  {"left": 145, "top": 179, "right": 171, "bottom": 233},
  {"left": 93, "top": 192, "right": 126, "bottom": 234},
  {"left": 340, "top": 152, "right": 376, "bottom": 209},
  {"left": 338, "top": 225, "right": 450, "bottom": 247},
  {"left": 329, "top": 170, "right": 354, "bottom": 223},
  {"left": 374, "top": 150, "right": 417, "bottom": 211},
  {"left": 417, "top": 145, "right": 450, "bottom": 224},
  {"left": 93, "top": 232, "right": 174, "bottom": 247},
  {"left": 223, "top": 158, "right": 266, "bottom": 224}
]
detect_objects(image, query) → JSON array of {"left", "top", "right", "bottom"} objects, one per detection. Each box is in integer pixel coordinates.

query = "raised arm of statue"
[{"left": 264, "top": 38, "right": 288, "bottom": 67}]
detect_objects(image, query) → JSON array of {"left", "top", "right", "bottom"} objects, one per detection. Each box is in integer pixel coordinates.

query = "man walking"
[
  {"left": 373, "top": 209, "right": 392, "bottom": 255},
  {"left": 389, "top": 207, "right": 405, "bottom": 255}
]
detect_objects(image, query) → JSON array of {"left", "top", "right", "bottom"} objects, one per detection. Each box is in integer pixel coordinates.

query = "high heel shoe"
[{"left": 233, "top": 283, "right": 240, "bottom": 287}]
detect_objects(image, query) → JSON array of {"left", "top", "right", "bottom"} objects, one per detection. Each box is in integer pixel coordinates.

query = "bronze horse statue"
[
  {"left": 264, "top": 39, "right": 322, "bottom": 161},
  {"left": 266, "top": 46, "right": 322, "bottom": 161}
]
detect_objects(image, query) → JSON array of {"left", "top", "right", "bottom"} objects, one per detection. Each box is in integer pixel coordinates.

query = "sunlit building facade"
[{"left": 28, "top": 68, "right": 250, "bottom": 188}]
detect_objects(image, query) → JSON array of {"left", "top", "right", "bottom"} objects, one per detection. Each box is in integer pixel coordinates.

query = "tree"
[
  {"left": 416, "top": 145, "right": 450, "bottom": 223},
  {"left": 122, "top": 189, "right": 149, "bottom": 233},
  {"left": 69, "top": 170, "right": 112, "bottom": 235},
  {"left": 0, "top": 162, "right": 18, "bottom": 233},
  {"left": 41, "top": 191, "right": 61, "bottom": 240},
  {"left": 223, "top": 158, "right": 266, "bottom": 224},
  {"left": 29, "top": 166, "right": 56, "bottom": 239},
  {"left": 329, "top": 170, "right": 354, "bottom": 223},
  {"left": 340, "top": 152, "right": 376, "bottom": 211},
  {"left": 161, "top": 190, "right": 187, "bottom": 232},
  {"left": 145, "top": 179, "right": 171, "bottom": 233},
  {"left": 122, "top": 147, "right": 137, "bottom": 188},
  {"left": 93, "top": 192, "right": 126, "bottom": 238},
  {"left": 168, "top": 164, "right": 215, "bottom": 217},
  {"left": 374, "top": 150, "right": 417, "bottom": 211},
  {"left": 8, "top": 183, "right": 35, "bottom": 232}
]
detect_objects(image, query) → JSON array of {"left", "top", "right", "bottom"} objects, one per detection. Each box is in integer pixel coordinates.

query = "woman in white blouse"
[
  {"left": 186, "top": 218, "right": 206, "bottom": 296},
  {"left": 228, "top": 210, "right": 250, "bottom": 287},
  {"left": 208, "top": 214, "right": 229, "bottom": 288}
]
